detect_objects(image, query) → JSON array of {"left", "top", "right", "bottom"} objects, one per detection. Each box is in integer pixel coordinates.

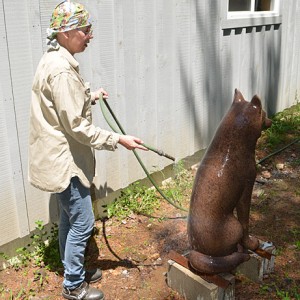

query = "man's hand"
[
  {"left": 118, "top": 135, "right": 148, "bottom": 151},
  {"left": 93, "top": 88, "right": 109, "bottom": 101}
]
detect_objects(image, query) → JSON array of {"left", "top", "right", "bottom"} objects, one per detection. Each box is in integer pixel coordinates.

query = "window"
[
  {"left": 222, "top": 0, "right": 281, "bottom": 29},
  {"left": 229, "top": 0, "right": 273, "bottom": 12}
]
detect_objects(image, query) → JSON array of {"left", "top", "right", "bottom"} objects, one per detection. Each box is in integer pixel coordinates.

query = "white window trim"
[{"left": 221, "top": 0, "right": 282, "bottom": 29}]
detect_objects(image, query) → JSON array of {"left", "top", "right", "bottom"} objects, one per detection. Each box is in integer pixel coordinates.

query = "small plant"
[
  {"left": 107, "top": 181, "right": 160, "bottom": 220},
  {"left": 259, "top": 103, "right": 300, "bottom": 150},
  {"left": 276, "top": 289, "right": 291, "bottom": 300},
  {"left": 276, "top": 287, "right": 300, "bottom": 300},
  {"left": 0, "top": 281, "right": 37, "bottom": 299},
  {"left": 42, "top": 223, "right": 62, "bottom": 271},
  {"left": 290, "top": 227, "right": 300, "bottom": 238},
  {"left": 259, "top": 283, "right": 273, "bottom": 295},
  {"left": 162, "top": 160, "right": 193, "bottom": 207},
  {"left": 107, "top": 160, "right": 193, "bottom": 220},
  {"left": 2, "top": 221, "right": 61, "bottom": 271},
  {"left": 33, "top": 269, "right": 48, "bottom": 288}
]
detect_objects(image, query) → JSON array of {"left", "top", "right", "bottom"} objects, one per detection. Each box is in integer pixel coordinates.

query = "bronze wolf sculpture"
[{"left": 187, "top": 89, "right": 272, "bottom": 274}]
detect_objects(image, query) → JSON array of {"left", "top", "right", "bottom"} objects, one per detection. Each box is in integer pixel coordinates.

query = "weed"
[
  {"left": 259, "top": 283, "right": 273, "bottom": 294},
  {"left": 260, "top": 103, "right": 300, "bottom": 150},
  {"left": 0, "top": 221, "right": 61, "bottom": 298},
  {"left": 107, "top": 160, "right": 193, "bottom": 221},
  {"left": 107, "top": 181, "right": 160, "bottom": 220},
  {"left": 0, "top": 253, "right": 9, "bottom": 261},
  {"left": 161, "top": 160, "right": 193, "bottom": 207},
  {"left": 0, "top": 281, "right": 37, "bottom": 299},
  {"left": 258, "top": 280, "right": 300, "bottom": 300},
  {"left": 33, "top": 269, "right": 48, "bottom": 288},
  {"left": 10, "top": 247, "right": 30, "bottom": 269},
  {"left": 276, "top": 287, "right": 300, "bottom": 300},
  {"left": 290, "top": 227, "right": 300, "bottom": 239},
  {"left": 42, "top": 223, "right": 62, "bottom": 271},
  {"left": 275, "top": 246, "right": 285, "bottom": 256},
  {"left": 276, "top": 289, "right": 291, "bottom": 300},
  {"left": 2, "top": 221, "right": 61, "bottom": 271}
]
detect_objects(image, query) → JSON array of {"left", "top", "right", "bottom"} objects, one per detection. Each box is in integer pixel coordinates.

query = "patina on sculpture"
[{"left": 187, "top": 89, "right": 272, "bottom": 274}]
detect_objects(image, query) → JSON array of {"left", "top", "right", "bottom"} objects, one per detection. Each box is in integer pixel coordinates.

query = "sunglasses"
[{"left": 77, "top": 26, "right": 93, "bottom": 36}]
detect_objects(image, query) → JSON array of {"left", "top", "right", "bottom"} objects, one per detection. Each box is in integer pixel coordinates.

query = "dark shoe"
[
  {"left": 62, "top": 281, "right": 105, "bottom": 300},
  {"left": 85, "top": 268, "right": 102, "bottom": 283}
]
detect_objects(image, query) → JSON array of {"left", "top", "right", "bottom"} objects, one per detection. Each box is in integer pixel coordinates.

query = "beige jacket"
[{"left": 29, "top": 46, "right": 120, "bottom": 193}]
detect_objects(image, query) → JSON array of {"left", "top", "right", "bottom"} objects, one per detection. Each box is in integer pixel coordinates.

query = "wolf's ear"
[
  {"left": 250, "top": 95, "right": 262, "bottom": 109},
  {"left": 233, "top": 89, "right": 246, "bottom": 103}
]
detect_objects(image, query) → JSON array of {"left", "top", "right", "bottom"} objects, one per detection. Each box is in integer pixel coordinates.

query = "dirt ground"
[{"left": 0, "top": 139, "right": 299, "bottom": 299}]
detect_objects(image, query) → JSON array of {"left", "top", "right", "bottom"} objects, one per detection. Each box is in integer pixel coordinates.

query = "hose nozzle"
[{"left": 142, "top": 144, "right": 175, "bottom": 161}]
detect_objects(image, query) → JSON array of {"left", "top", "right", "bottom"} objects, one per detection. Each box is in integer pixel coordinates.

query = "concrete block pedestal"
[
  {"left": 167, "top": 260, "right": 235, "bottom": 300},
  {"left": 235, "top": 241, "right": 276, "bottom": 282},
  {"left": 166, "top": 242, "right": 275, "bottom": 300}
]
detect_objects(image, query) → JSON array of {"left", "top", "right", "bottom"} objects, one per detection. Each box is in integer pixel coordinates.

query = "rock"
[
  {"left": 254, "top": 189, "right": 265, "bottom": 198},
  {"left": 261, "top": 170, "right": 272, "bottom": 179},
  {"left": 121, "top": 269, "right": 129, "bottom": 277},
  {"left": 154, "top": 257, "right": 163, "bottom": 265},
  {"left": 162, "top": 178, "right": 172, "bottom": 186},
  {"left": 255, "top": 177, "right": 268, "bottom": 184},
  {"left": 276, "top": 163, "right": 284, "bottom": 170},
  {"left": 190, "top": 163, "right": 200, "bottom": 171},
  {"left": 149, "top": 253, "right": 160, "bottom": 260},
  {"left": 109, "top": 269, "right": 119, "bottom": 276}
]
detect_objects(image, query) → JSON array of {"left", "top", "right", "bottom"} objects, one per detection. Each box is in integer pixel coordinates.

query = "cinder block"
[
  {"left": 167, "top": 260, "right": 235, "bottom": 300},
  {"left": 235, "top": 242, "right": 276, "bottom": 282}
]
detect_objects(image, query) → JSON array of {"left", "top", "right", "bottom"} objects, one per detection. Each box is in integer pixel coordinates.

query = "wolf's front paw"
[{"left": 242, "top": 235, "right": 259, "bottom": 251}]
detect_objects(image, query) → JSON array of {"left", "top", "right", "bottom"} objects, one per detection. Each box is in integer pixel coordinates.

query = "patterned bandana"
[{"left": 47, "top": 0, "right": 91, "bottom": 41}]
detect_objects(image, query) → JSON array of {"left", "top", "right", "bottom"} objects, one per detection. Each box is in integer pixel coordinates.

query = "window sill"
[{"left": 221, "top": 14, "right": 282, "bottom": 30}]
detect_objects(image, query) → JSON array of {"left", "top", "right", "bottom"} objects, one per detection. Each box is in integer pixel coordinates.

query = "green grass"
[
  {"left": 107, "top": 181, "right": 161, "bottom": 220},
  {"left": 107, "top": 160, "right": 191, "bottom": 220},
  {"left": 261, "top": 103, "right": 300, "bottom": 150}
]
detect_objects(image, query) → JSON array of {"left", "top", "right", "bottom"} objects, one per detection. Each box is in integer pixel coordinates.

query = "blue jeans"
[{"left": 57, "top": 176, "right": 95, "bottom": 289}]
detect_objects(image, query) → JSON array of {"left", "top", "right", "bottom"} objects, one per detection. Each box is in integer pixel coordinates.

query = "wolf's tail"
[{"left": 188, "top": 250, "right": 250, "bottom": 274}]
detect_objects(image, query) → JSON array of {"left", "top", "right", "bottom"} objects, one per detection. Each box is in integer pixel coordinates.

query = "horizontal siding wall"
[
  {"left": 221, "top": 24, "right": 282, "bottom": 114},
  {"left": 279, "top": 0, "right": 300, "bottom": 109},
  {"left": 0, "top": 0, "right": 30, "bottom": 245},
  {"left": 0, "top": 0, "right": 300, "bottom": 250}
]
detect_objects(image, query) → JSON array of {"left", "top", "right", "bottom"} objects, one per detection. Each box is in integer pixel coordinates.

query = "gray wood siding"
[{"left": 0, "top": 0, "right": 299, "bottom": 249}]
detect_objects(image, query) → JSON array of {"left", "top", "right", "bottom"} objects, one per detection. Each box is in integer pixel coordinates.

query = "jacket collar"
[{"left": 59, "top": 46, "right": 79, "bottom": 70}]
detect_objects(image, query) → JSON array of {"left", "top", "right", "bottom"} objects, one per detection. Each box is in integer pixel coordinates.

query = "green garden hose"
[
  {"left": 257, "top": 138, "right": 300, "bottom": 165},
  {"left": 99, "top": 96, "right": 187, "bottom": 212}
]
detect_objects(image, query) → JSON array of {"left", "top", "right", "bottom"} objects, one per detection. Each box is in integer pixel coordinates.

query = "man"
[{"left": 28, "top": 1, "right": 147, "bottom": 299}]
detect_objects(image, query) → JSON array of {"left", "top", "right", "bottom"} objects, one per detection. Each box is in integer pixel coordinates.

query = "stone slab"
[
  {"left": 235, "top": 241, "right": 276, "bottom": 282},
  {"left": 167, "top": 260, "right": 235, "bottom": 300}
]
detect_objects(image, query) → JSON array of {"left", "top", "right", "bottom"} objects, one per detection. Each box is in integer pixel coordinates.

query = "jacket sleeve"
[{"left": 50, "top": 71, "right": 120, "bottom": 151}]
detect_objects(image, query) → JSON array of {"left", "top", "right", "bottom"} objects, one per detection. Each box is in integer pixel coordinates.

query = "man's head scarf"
[{"left": 47, "top": 0, "right": 91, "bottom": 41}]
